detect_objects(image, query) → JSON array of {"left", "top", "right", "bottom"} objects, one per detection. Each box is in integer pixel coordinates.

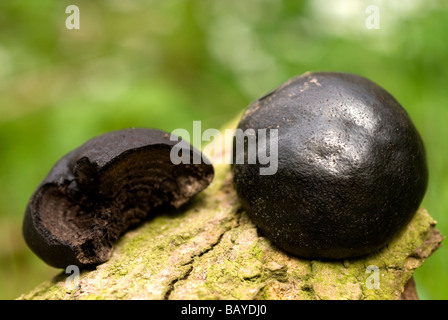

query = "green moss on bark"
[{"left": 18, "top": 159, "right": 443, "bottom": 300}]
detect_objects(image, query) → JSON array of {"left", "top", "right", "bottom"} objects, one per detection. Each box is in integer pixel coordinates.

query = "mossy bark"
[
  {"left": 19, "top": 160, "right": 443, "bottom": 300},
  {"left": 19, "top": 118, "right": 444, "bottom": 300}
]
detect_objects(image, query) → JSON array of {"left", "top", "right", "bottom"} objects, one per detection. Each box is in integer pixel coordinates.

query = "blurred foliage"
[{"left": 0, "top": 0, "right": 447, "bottom": 299}]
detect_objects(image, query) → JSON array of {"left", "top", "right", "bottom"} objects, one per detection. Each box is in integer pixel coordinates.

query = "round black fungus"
[
  {"left": 23, "top": 128, "right": 214, "bottom": 268},
  {"left": 232, "top": 72, "right": 428, "bottom": 259}
]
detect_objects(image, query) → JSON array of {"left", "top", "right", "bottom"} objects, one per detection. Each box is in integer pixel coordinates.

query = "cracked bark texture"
[{"left": 19, "top": 121, "right": 444, "bottom": 300}]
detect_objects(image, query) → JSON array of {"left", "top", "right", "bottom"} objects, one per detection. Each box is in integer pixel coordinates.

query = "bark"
[{"left": 19, "top": 120, "right": 444, "bottom": 300}]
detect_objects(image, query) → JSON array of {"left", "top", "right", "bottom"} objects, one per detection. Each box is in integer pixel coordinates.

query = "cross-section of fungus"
[{"left": 23, "top": 128, "right": 214, "bottom": 268}]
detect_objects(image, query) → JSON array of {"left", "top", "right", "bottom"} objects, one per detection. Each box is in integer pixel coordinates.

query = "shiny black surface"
[{"left": 232, "top": 72, "right": 428, "bottom": 259}]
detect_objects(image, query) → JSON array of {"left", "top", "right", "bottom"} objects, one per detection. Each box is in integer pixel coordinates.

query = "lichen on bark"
[{"left": 19, "top": 157, "right": 443, "bottom": 300}]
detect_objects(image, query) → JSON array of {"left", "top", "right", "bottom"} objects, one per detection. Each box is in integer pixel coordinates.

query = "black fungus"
[
  {"left": 232, "top": 72, "right": 428, "bottom": 259},
  {"left": 23, "top": 128, "right": 214, "bottom": 268}
]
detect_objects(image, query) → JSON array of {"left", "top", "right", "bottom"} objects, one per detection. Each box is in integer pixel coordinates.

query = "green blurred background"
[{"left": 0, "top": 0, "right": 446, "bottom": 299}]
